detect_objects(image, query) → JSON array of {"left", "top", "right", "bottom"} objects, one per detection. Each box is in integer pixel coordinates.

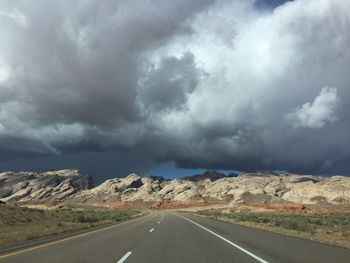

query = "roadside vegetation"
[
  {"left": 195, "top": 209, "right": 350, "bottom": 249},
  {"left": 0, "top": 204, "right": 143, "bottom": 248}
]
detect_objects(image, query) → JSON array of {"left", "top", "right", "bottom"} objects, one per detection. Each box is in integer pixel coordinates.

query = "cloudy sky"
[{"left": 0, "top": 0, "right": 349, "bottom": 181}]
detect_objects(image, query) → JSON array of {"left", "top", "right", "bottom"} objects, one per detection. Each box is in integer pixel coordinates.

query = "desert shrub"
[
  {"left": 71, "top": 209, "right": 139, "bottom": 223},
  {"left": 199, "top": 210, "right": 325, "bottom": 233},
  {"left": 308, "top": 218, "right": 323, "bottom": 225},
  {"left": 276, "top": 218, "right": 312, "bottom": 232},
  {"left": 72, "top": 212, "right": 99, "bottom": 223},
  {"left": 261, "top": 217, "right": 271, "bottom": 223}
]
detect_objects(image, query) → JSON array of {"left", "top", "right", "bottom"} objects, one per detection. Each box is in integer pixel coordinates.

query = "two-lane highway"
[{"left": 1, "top": 212, "right": 349, "bottom": 263}]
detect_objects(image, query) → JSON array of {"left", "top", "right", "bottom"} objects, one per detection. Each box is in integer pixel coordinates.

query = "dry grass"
[
  {"left": 0, "top": 204, "right": 142, "bottom": 248},
  {"left": 195, "top": 209, "right": 350, "bottom": 249}
]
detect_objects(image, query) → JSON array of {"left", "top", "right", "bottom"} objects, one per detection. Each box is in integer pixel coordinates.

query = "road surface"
[{"left": 0, "top": 212, "right": 349, "bottom": 263}]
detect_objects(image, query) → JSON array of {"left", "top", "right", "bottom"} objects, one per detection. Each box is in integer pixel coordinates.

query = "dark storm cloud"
[
  {"left": 0, "top": 0, "right": 350, "bottom": 176},
  {"left": 0, "top": 0, "right": 213, "bottom": 144},
  {"left": 138, "top": 52, "right": 204, "bottom": 111},
  {"left": 0, "top": 0, "right": 213, "bottom": 126}
]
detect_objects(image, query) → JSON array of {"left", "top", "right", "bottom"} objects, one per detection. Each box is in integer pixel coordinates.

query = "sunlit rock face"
[{"left": 0, "top": 169, "right": 93, "bottom": 203}]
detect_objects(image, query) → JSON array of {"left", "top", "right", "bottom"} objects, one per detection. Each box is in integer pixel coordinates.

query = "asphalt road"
[{"left": 1, "top": 212, "right": 349, "bottom": 263}]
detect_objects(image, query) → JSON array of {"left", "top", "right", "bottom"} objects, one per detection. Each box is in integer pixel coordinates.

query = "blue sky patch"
[{"left": 254, "top": 0, "right": 294, "bottom": 10}]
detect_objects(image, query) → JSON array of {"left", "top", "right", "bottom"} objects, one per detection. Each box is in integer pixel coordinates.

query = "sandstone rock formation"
[
  {"left": 0, "top": 169, "right": 93, "bottom": 203},
  {"left": 73, "top": 172, "right": 350, "bottom": 205},
  {"left": 1, "top": 169, "right": 350, "bottom": 205}
]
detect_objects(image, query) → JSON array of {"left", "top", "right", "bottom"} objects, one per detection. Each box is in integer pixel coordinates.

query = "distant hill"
[{"left": 181, "top": 170, "right": 237, "bottom": 182}]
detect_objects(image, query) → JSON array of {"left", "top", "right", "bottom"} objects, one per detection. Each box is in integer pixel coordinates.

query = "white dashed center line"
[
  {"left": 149, "top": 228, "right": 154, "bottom": 232},
  {"left": 117, "top": 251, "right": 132, "bottom": 263},
  {"left": 157, "top": 221, "right": 160, "bottom": 224}
]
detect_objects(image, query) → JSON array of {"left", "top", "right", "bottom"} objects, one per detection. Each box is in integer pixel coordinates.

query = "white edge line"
[
  {"left": 117, "top": 251, "right": 132, "bottom": 263},
  {"left": 175, "top": 214, "right": 269, "bottom": 263},
  {"left": 149, "top": 228, "right": 154, "bottom": 232}
]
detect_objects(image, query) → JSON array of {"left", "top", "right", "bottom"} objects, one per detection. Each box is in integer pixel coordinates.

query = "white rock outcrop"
[
  {"left": 1, "top": 170, "right": 350, "bottom": 204},
  {"left": 0, "top": 169, "right": 92, "bottom": 203}
]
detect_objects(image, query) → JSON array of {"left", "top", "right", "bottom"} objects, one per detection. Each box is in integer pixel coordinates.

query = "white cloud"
[
  {"left": 0, "top": 59, "right": 11, "bottom": 83},
  {"left": 0, "top": 10, "right": 29, "bottom": 28},
  {"left": 288, "top": 87, "right": 341, "bottom": 128}
]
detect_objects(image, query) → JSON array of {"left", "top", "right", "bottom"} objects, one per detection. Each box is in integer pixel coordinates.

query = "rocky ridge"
[
  {"left": 0, "top": 169, "right": 92, "bottom": 203},
  {"left": 1, "top": 170, "right": 350, "bottom": 205}
]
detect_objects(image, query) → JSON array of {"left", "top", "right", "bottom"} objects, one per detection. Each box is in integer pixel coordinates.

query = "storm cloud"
[{"left": 0, "top": 0, "right": 350, "bottom": 177}]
